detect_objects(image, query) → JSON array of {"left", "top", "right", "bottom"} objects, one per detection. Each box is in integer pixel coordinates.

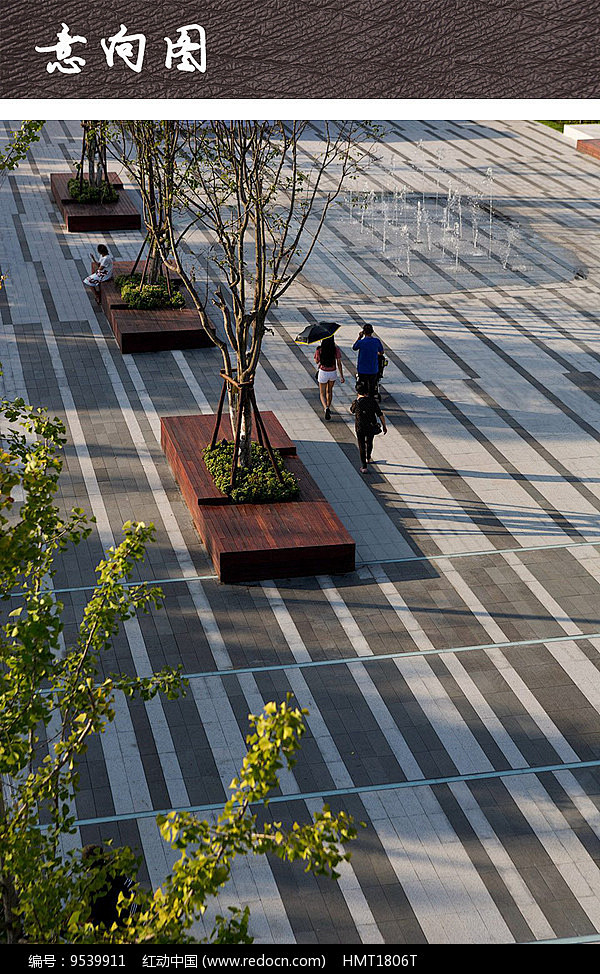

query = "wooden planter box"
[
  {"left": 96, "top": 261, "right": 216, "bottom": 353},
  {"left": 577, "top": 139, "right": 600, "bottom": 162},
  {"left": 51, "top": 172, "right": 141, "bottom": 232},
  {"left": 161, "top": 413, "right": 355, "bottom": 583}
]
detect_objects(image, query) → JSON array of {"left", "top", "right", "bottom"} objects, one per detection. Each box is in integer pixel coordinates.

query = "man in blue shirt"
[{"left": 353, "top": 323, "right": 384, "bottom": 398}]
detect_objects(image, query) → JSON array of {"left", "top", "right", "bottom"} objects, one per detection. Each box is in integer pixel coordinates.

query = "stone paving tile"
[{"left": 6, "top": 118, "right": 600, "bottom": 943}]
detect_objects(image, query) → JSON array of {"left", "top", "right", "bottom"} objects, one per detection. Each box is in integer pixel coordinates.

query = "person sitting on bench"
[{"left": 83, "top": 244, "right": 114, "bottom": 299}]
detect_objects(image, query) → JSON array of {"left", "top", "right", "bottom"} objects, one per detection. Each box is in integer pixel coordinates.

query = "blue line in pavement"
[
  {"left": 50, "top": 573, "right": 219, "bottom": 594},
  {"left": 72, "top": 757, "right": 600, "bottom": 829},
  {"left": 181, "top": 629, "right": 600, "bottom": 681},
  {"left": 355, "top": 538, "right": 600, "bottom": 568},
  {"left": 39, "top": 629, "right": 600, "bottom": 702},
  {"left": 8, "top": 539, "right": 600, "bottom": 597},
  {"left": 526, "top": 934, "right": 600, "bottom": 944},
  {"left": 8, "top": 573, "right": 219, "bottom": 598}
]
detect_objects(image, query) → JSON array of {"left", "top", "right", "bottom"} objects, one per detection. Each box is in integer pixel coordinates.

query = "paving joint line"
[
  {"left": 528, "top": 934, "right": 600, "bottom": 945},
  {"left": 8, "top": 539, "right": 600, "bottom": 598},
  {"left": 39, "top": 629, "right": 600, "bottom": 699},
  {"left": 70, "top": 756, "right": 600, "bottom": 828},
  {"left": 356, "top": 538, "right": 600, "bottom": 567},
  {"left": 179, "top": 629, "right": 600, "bottom": 681}
]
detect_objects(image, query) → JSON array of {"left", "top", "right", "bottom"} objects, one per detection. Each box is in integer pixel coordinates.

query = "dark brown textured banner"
[{"left": 2, "top": 0, "right": 600, "bottom": 99}]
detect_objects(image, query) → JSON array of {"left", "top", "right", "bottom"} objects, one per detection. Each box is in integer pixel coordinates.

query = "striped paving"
[{"left": 3, "top": 119, "right": 600, "bottom": 943}]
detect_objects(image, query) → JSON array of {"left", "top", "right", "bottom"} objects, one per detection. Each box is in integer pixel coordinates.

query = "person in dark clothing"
[
  {"left": 350, "top": 379, "right": 387, "bottom": 473},
  {"left": 352, "top": 323, "right": 384, "bottom": 398},
  {"left": 81, "top": 844, "right": 137, "bottom": 930}
]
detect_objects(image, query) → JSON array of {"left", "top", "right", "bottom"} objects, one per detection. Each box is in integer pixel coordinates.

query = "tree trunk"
[
  {"left": 148, "top": 249, "right": 163, "bottom": 285},
  {"left": 227, "top": 383, "right": 253, "bottom": 473},
  {"left": 98, "top": 142, "right": 109, "bottom": 185},
  {"left": 85, "top": 130, "right": 107, "bottom": 188},
  {"left": 87, "top": 133, "right": 96, "bottom": 186},
  {"left": 238, "top": 396, "right": 253, "bottom": 470},
  {"left": 140, "top": 241, "right": 163, "bottom": 286},
  {"left": 78, "top": 127, "right": 86, "bottom": 195}
]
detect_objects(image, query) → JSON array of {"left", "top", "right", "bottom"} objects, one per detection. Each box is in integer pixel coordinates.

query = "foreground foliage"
[
  {"left": 0, "top": 121, "right": 44, "bottom": 176},
  {"left": 0, "top": 380, "right": 355, "bottom": 943},
  {"left": 0, "top": 121, "right": 45, "bottom": 292}
]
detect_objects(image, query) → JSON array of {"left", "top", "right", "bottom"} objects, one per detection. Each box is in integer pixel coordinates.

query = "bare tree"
[
  {"left": 110, "top": 121, "right": 188, "bottom": 286},
  {"left": 113, "top": 120, "right": 379, "bottom": 470},
  {"left": 178, "top": 121, "right": 379, "bottom": 467}
]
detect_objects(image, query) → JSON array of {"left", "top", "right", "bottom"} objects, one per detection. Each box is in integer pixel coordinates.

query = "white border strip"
[{"left": 3, "top": 100, "right": 600, "bottom": 121}]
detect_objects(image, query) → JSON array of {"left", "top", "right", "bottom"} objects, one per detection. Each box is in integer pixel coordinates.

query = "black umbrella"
[{"left": 295, "top": 321, "right": 340, "bottom": 345}]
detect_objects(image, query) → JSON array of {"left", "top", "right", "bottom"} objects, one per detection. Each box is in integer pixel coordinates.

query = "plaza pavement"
[{"left": 3, "top": 119, "right": 600, "bottom": 944}]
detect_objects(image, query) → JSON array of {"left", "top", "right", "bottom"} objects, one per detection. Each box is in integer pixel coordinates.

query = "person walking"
[
  {"left": 314, "top": 335, "right": 345, "bottom": 420},
  {"left": 352, "top": 322, "right": 384, "bottom": 398},
  {"left": 350, "top": 379, "right": 387, "bottom": 473}
]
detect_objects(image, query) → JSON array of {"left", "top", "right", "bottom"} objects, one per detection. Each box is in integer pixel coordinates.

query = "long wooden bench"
[
  {"left": 51, "top": 172, "right": 141, "bottom": 232},
  {"left": 161, "top": 413, "right": 355, "bottom": 583},
  {"left": 95, "top": 260, "right": 216, "bottom": 353},
  {"left": 577, "top": 139, "right": 600, "bottom": 162}
]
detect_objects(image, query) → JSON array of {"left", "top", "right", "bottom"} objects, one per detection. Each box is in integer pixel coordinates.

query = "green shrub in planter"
[
  {"left": 115, "top": 273, "right": 186, "bottom": 311},
  {"left": 203, "top": 440, "right": 300, "bottom": 504},
  {"left": 67, "top": 177, "right": 119, "bottom": 204}
]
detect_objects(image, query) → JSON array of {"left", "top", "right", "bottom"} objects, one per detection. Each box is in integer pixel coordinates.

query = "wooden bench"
[
  {"left": 161, "top": 413, "right": 355, "bottom": 583},
  {"left": 51, "top": 172, "right": 141, "bottom": 232},
  {"left": 95, "top": 260, "right": 216, "bottom": 353},
  {"left": 577, "top": 139, "right": 600, "bottom": 162}
]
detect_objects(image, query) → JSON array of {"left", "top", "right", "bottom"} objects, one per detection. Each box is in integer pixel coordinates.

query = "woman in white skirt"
[
  {"left": 83, "top": 244, "right": 114, "bottom": 300},
  {"left": 314, "top": 336, "right": 345, "bottom": 420}
]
